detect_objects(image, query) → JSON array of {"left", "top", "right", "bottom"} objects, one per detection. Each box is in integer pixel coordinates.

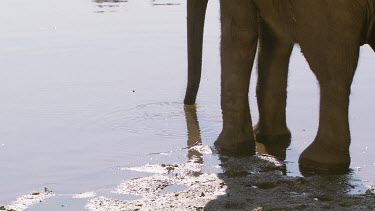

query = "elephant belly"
[{"left": 254, "top": 0, "right": 369, "bottom": 45}]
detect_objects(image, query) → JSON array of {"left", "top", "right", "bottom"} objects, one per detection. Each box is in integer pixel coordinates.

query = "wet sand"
[{"left": 1, "top": 0, "right": 375, "bottom": 210}]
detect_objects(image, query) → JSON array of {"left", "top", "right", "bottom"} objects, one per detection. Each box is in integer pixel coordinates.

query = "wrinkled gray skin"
[{"left": 184, "top": 0, "right": 375, "bottom": 174}]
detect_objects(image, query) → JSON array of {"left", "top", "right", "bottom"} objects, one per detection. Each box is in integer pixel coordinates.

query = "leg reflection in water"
[
  {"left": 184, "top": 105, "right": 203, "bottom": 165},
  {"left": 256, "top": 140, "right": 291, "bottom": 161},
  {"left": 256, "top": 141, "right": 291, "bottom": 176}
]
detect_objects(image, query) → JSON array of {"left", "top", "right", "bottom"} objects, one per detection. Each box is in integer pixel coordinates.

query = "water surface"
[{"left": 0, "top": 0, "right": 374, "bottom": 209}]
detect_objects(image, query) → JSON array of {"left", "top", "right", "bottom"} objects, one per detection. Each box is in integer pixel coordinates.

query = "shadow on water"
[
  {"left": 179, "top": 106, "right": 375, "bottom": 210},
  {"left": 203, "top": 153, "right": 375, "bottom": 209}
]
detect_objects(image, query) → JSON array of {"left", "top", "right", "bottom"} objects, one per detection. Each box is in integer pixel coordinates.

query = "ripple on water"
[{"left": 90, "top": 102, "right": 219, "bottom": 141}]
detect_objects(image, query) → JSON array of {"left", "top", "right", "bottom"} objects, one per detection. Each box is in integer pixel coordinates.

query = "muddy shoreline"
[
  {"left": 205, "top": 156, "right": 375, "bottom": 210},
  {"left": 85, "top": 153, "right": 375, "bottom": 211},
  {"left": 2, "top": 150, "right": 374, "bottom": 210}
]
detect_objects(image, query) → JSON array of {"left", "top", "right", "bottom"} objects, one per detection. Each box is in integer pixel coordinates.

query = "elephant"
[{"left": 184, "top": 0, "right": 375, "bottom": 174}]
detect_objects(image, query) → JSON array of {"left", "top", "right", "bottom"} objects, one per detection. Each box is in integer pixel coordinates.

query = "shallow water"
[{"left": 0, "top": 0, "right": 374, "bottom": 209}]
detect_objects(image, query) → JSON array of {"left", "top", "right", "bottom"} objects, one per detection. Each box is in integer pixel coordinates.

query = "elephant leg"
[
  {"left": 254, "top": 20, "right": 293, "bottom": 145},
  {"left": 215, "top": 0, "right": 258, "bottom": 154},
  {"left": 184, "top": 0, "right": 209, "bottom": 105},
  {"left": 298, "top": 40, "right": 359, "bottom": 174}
]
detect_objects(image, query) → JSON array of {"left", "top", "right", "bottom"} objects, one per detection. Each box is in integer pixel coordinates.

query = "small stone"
[{"left": 32, "top": 192, "right": 40, "bottom": 195}]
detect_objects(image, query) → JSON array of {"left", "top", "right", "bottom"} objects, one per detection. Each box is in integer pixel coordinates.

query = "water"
[{"left": 0, "top": 0, "right": 374, "bottom": 209}]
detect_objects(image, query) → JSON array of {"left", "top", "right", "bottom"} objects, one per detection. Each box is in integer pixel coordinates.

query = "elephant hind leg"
[
  {"left": 254, "top": 19, "right": 293, "bottom": 145},
  {"left": 298, "top": 38, "right": 360, "bottom": 174}
]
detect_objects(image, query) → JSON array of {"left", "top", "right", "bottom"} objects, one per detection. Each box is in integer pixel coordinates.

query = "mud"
[
  {"left": 205, "top": 156, "right": 375, "bottom": 211},
  {"left": 1, "top": 145, "right": 374, "bottom": 210},
  {"left": 1, "top": 190, "right": 54, "bottom": 211},
  {"left": 84, "top": 151, "right": 375, "bottom": 211}
]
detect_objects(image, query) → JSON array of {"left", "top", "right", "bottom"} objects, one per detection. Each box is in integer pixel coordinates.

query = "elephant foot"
[
  {"left": 299, "top": 141, "right": 350, "bottom": 175},
  {"left": 253, "top": 124, "right": 291, "bottom": 146},
  {"left": 215, "top": 127, "right": 255, "bottom": 155}
]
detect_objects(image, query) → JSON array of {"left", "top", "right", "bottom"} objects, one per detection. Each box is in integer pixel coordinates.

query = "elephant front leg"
[
  {"left": 215, "top": 0, "right": 258, "bottom": 154},
  {"left": 299, "top": 84, "right": 352, "bottom": 174},
  {"left": 254, "top": 20, "right": 293, "bottom": 145},
  {"left": 298, "top": 40, "right": 360, "bottom": 174}
]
